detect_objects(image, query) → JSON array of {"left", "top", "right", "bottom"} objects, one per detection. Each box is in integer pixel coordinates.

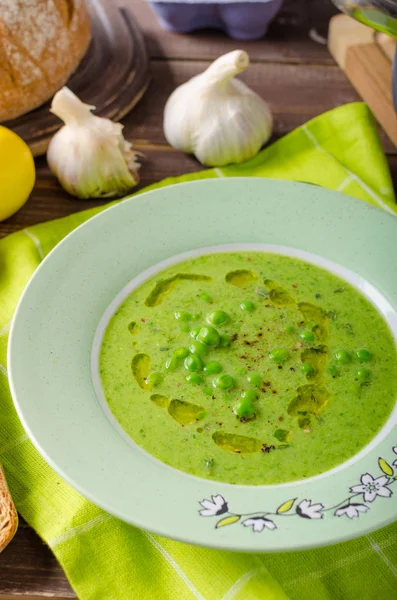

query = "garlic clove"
[
  {"left": 200, "top": 49, "right": 250, "bottom": 86},
  {"left": 47, "top": 87, "right": 140, "bottom": 199},
  {"left": 163, "top": 50, "right": 273, "bottom": 167},
  {"left": 49, "top": 86, "right": 96, "bottom": 125}
]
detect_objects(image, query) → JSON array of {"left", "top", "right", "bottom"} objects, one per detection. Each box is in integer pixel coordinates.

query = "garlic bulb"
[
  {"left": 163, "top": 50, "right": 272, "bottom": 167},
  {"left": 47, "top": 87, "right": 140, "bottom": 199}
]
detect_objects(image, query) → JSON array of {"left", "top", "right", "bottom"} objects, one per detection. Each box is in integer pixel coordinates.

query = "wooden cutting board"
[
  {"left": 5, "top": 0, "right": 151, "bottom": 157},
  {"left": 328, "top": 14, "right": 397, "bottom": 147}
]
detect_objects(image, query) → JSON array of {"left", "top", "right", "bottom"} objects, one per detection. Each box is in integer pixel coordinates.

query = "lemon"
[{"left": 0, "top": 126, "right": 35, "bottom": 221}]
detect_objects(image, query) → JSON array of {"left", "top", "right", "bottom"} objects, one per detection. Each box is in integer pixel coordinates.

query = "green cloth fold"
[{"left": 1, "top": 103, "right": 397, "bottom": 600}]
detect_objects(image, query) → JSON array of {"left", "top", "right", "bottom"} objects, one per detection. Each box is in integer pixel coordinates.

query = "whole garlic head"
[
  {"left": 47, "top": 87, "right": 140, "bottom": 199},
  {"left": 163, "top": 50, "right": 272, "bottom": 167}
]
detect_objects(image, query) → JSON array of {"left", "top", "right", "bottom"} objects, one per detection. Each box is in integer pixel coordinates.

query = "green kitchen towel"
[{"left": 1, "top": 102, "right": 397, "bottom": 600}]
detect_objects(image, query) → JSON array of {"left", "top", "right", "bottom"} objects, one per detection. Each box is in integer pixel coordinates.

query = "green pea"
[
  {"left": 284, "top": 325, "right": 294, "bottom": 334},
  {"left": 174, "top": 311, "right": 192, "bottom": 321},
  {"left": 147, "top": 372, "right": 163, "bottom": 387},
  {"left": 204, "top": 361, "right": 222, "bottom": 375},
  {"left": 190, "top": 327, "right": 201, "bottom": 339},
  {"left": 219, "top": 334, "right": 231, "bottom": 348},
  {"left": 197, "top": 326, "right": 220, "bottom": 347},
  {"left": 299, "top": 330, "right": 315, "bottom": 343},
  {"left": 300, "top": 363, "right": 314, "bottom": 376},
  {"left": 240, "top": 301, "right": 255, "bottom": 312},
  {"left": 173, "top": 347, "right": 189, "bottom": 359},
  {"left": 335, "top": 349, "right": 351, "bottom": 364},
  {"left": 355, "top": 349, "right": 372, "bottom": 363},
  {"left": 207, "top": 310, "right": 230, "bottom": 326},
  {"left": 328, "top": 365, "right": 338, "bottom": 377},
  {"left": 235, "top": 367, "right": 246, "bottom": 376},
  {"left": 233, "top": 399, "right": 255, "bottom": 419},
  {"left": 212, "top": 374, "right": 234, "bottom": 390},
  {"left": 204, "top": 386, "right": 213, "bottom": 396},
  {"left": 233, "top": 390, "right": 257, "bottom": 418},
  {"left": 355, "top": 368, "right": 371, "bottom": 382},
  {"left": 241, "top": 389, "right": 258, "bottom": 403},
  {"left": 199, "top": 292, "right": 213, "bottom": 303},
  {"left": 269, "top": 348, "right": 289, "bottom": 364},
  {"left": 247, "top": 373, "right": 262, "bottom": 387},
  {"left": 189, "top": 341, "right": 208, "bottom": 357},
  {"left": 165, "top": 356, "right": 179, "bottom": 371},
  {"left": 184, "top": 354, "right": 203, "bottom": 372},
  {"left": 186, "top": 373, "right": 203, "bottom": 385},
  {"left": 180, "top": 324, "right": 190, "bottom": 333}
]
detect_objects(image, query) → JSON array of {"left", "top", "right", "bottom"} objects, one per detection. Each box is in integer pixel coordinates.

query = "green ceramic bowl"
[{"left": 8, "top": 179, "right": 397, "bottom": 552}]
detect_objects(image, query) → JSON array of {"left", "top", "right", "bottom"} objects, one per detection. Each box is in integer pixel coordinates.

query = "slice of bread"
[{"left": 0, "top": 464, "right": 18, "bottom": 553}]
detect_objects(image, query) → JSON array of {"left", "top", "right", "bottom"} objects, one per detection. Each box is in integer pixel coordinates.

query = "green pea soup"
[{"left": 97, "top": 251, "right": 397, "bottom": 485}]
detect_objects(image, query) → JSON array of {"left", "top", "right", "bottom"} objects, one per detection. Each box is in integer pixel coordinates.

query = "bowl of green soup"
[{"left": 9, "top": 179, "right": 397, "bottom": 551}]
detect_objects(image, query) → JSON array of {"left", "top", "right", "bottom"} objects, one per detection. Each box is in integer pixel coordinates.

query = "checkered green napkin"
[{"left": 1, "top": 103, "right": 396, "bottom": 600}]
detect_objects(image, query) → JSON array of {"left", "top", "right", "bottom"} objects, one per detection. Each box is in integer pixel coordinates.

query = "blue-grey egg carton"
[{"left": 148, "top": 0, "right": 284, "bottom": 40}]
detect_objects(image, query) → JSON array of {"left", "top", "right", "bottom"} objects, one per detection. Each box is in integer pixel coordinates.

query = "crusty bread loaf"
[
  {"left": 0, "top": 0, "right": 91, "bottom": 122},
  {"left": 0, "top": 464, "right": 18, "bottom": 553}
]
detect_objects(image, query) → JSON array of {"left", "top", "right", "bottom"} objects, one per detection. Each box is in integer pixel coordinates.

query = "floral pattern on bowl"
[{"left": 199, "top": 445, "right": 397, "bottom": 533}]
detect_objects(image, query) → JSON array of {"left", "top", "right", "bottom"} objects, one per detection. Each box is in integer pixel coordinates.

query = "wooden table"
[{"left": 0, "top": 0, "right": 395, "bottom": 597}]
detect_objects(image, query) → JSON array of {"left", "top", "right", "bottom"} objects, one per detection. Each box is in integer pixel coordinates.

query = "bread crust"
[
  {"left": 0, "top": 464, "right": 18, "bottom": 553},
  {"left": 0, "top": 0, "right": 91, "bottom": 122}
]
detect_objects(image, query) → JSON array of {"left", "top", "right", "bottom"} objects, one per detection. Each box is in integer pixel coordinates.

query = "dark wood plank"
[
  {"left": 2, "top": 55, "right": 397, "bottom": 237},
  {"left": 0, "top": 520, "right": 74, "bottom": 599},
  {"left": 130, "top": 0, "right": 339, "bottom": 64},
  {"left": 1, "top": 58, "right": 369, "bottom": 237},
  {"left": 126, "top": 59, "right": 361, "bottom": 146},
  {"left": 0, "top": 148, "right": 201, "bottom": 236},
  {"left": 129, "top": 59, "right": 393, "bottom": 152}
]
